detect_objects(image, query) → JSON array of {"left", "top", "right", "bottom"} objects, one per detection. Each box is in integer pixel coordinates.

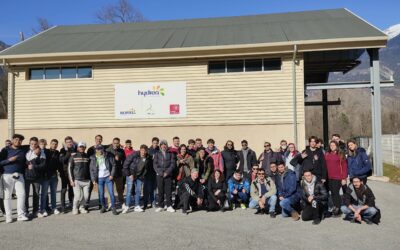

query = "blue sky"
[{"left": 1, "top": 0, "right": 399, "bottom": 45}]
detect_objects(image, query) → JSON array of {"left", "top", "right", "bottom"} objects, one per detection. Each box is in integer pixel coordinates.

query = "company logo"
[
  {"left": 170, "top": 104, "right": 180, "bottom": 114},
  {"left": 119, "top": 107, "right": 136, "bottom": 115},
  {"left": 138, "top": 85, "right": 165, "bottom": 97}
]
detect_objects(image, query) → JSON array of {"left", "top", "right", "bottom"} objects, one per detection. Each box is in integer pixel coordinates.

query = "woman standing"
[
  {"left": 207, "top": 170, "right": 227, "bottom": 212},
  {"left": 284, "top": 143, "right": 301, "bottom": 180},
  {"left": 195, "top": 148, "right": 214, "bottom": 186},
  {"left": 347, "top": 139, "right": 372, "bottom": 184},
  {"left": 221, "top": 140, "right": 239, "bottom": 180},
  {"left": 325, "top": 141, "right": 347, "bottom": 216},
  {"left": 176, "top": 144, "right": 195, "bottom": 182}
]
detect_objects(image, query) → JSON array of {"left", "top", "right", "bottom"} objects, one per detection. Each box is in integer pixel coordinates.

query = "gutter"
[
  {"left": 2, "top": 59, "right": 15, "bottom": 138},
  {"left": 292, "top": 44, "right": 298, "bottom": 146}
]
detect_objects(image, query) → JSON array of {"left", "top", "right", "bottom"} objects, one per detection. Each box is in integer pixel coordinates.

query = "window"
[
  {"left": 77, "top": 67, "right": 92, "bottom": 78},
  {"left": 227, "top": 60, "right": 244, "bottom": 73},
  {"left": 61, "top": 67, "right": 77, "bottom": 79},
  {"left": 264, "top": 58, "right": 281, "bottom": 71},
  {"left": 45, "top": 68, "right": 60, "bottom": 79},
  {"left": 245, "top": 59, "right": 262, "bottom": 72},
  {"left": 28, "top": 66, "right": 92, "bottom": 80},
  {"left": 208, "top": 61, "right": 226, "bottom": 74},
  {"left": 29, "top": 69, "right": 44, "bottom": 80}
]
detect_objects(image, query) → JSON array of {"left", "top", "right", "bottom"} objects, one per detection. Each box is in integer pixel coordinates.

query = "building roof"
[{"left": 0, "top": 8, "right": 387, "bottom": 60}]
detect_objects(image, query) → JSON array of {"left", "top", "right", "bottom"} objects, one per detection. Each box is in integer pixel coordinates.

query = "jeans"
[
  {"left": 3, "top": 174, "right": 26, "bottom": 218},
  {"left": 48, "top": 175, "right": 58, "bottom": 210},
  {"left": 98, "top": 177, "right": 116, "bottom": 208},
  {"left": 341, "top": 205, "right": 377, "bottom": 219},
  {"left": 249, "top": 195, "right": 277, "bottom": 213},
  {"left": 125, "top": 176, "right": 134, "bottom": 207},
  {"left": 40, "top": 179, "right": 49, "bottom": 212},
  {"left": 279, "top": 196, "right": 299, "bottom": 217},
  {"left": 134, "top": 179, "right": 143, "bottom": 207},
  {"left": 228, "top": 191, "right": 249, "bottom": 204},
  {"left": 25, "top": 179, "right": 41, "bottom": 214},
  {"left": 143, "top": 176, "right": 156, "bottom": 206},
  {"left": 72, "top": 180, "right": 90, "bottom": 210}
]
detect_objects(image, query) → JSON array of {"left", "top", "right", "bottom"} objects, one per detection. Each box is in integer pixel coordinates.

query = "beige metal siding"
[{"left": 13, "top": 54, "right": 304, "bottom": 129}]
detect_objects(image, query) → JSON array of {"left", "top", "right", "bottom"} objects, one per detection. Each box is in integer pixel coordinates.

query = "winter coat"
[
  {"left": 275, "top": 169, "right": 300, "bottom": 199},
  {"left": 250, "top": 177, "right": 276, "bottom": 202},
  {"left": 284, "top": 151, "right": 301, "bottom": 180},
  {"left": 89, "top": 152, "right": 116, "bottom": 181},
  {"left": 221, "top": 149, "right": 239, "bottom": 178},
  {"left": 106, "top": 147, "right": 126, "bottom": 177},
  {"left": 176, "top": 154, "right": 195, "bottom": 181},
  {"left": 205, "top": 147, "right": 224, "bottom": 173},
  {"left": 227, "top": 177, "right": 250, "bottom": 195},
  {"left": 153, "top": 150, "right": 176, "bottom": 177},
  {"left": 292, "top": 147, "right": 327, "bottom": 180},
  {"left": 347, "top": 148, "right": 372, "bottom": 179},
  {"left": 179, "top": 176, "right": 204, "bottom": 199},
  {"left": 258, "top": 150, "right": 282, "bottom": 173},
  {"left": 194, "top": 156, "right": 214, "bottom": 182},
  {"left": 25, "top": 152, "right": 46, "bottom": 181},
  {"left": 325, "top": 152, "right": 348, "bottom": 180},
  {"left": 68, "top": 152, "right": 90, "bottom": 182},
  {"left": 123, "top": 152, "right": 152, "bottom": 179},
  {"left": 237, "top": 148, "right": 257, "bottom": 173},
  {"left": 59, "top": 145, "right": 77, "bottom": 177},
  {"left": 343, "top": 183, "right": 375, "bottom": 207},
  {"left": 300, "top": 176, "right": 328, "bottom": 206},
  {"left": 43, "top": 149, "right": 62, "bottom": 179}
]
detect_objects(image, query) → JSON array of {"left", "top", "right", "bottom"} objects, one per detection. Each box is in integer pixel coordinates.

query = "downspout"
[
  {"left": 3, "top": 59, "right": 15, "bottom": 138},
  {"left": 292, "top": 45, "right": 298, "bottom": 146}
]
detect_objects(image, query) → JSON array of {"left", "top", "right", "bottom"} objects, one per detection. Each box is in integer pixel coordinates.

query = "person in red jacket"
[{"left": 325, "top": 140, "right": 347, "bottom": 216}]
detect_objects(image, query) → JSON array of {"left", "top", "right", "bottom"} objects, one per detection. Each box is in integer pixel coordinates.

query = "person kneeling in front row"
[
  {"left": 249, "top": 168, "right": 277, "bottom": 218},
  {"left": 179, "top": 168, "right": 204, "bottom": 214}
]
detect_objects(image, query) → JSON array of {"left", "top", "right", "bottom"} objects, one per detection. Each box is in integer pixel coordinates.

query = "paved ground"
[{"left": 0, "top": 180, "right": 399, "bottom": 250}]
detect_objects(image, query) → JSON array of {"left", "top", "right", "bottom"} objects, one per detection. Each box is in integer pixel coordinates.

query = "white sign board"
[{"left": 115, "top": 82, "right": 187, "bottom": 119}]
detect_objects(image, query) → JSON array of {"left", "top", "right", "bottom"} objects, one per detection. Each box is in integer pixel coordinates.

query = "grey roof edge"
[{"left": 344, "top": 8, "right": 387, "bottom": 36}]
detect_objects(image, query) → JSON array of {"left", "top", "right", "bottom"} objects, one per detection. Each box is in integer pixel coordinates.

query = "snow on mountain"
[{"left": 384, "top": 24, "right": 400, "bottom": 40}]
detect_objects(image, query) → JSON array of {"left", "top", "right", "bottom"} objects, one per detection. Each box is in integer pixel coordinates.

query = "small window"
[
  {"left": 29, "top": 69, "right": 44, "bottom": 80},
  {"left": 208, "top": 61, "right": 226, "bottom": 74},
  {"left": 77, "top": 67, "right": 92, "bottom": 78},
  {"left": 61, "top": 67, "right": 77, "bottom": 79},
  {"left": 227, "top": 60, "right": 244, "bottom": 73},
  {"left": 264, "top": 58, "right": 281, "bottom": 71},
  {"left": 245, "top": 59, "right": 262, "bottom": 72},
  {"left": 45, "top": 68, "right": 60, "bottom": 79}
]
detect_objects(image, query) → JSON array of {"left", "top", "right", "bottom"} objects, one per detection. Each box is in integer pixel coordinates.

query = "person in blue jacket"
[
  {"left": 275, "top": 161, "right": 301, "bottom": 220},
  {"left": 347, "top": 140, "right": 372, "bottom": 184},
  {"left": 227, "top": 170, "right": 250, "bottom": 209}
]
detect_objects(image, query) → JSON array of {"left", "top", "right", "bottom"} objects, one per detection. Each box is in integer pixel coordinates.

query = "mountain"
[
  {"left": 0, "top": 41, "right": 8, "bottom": 51},
  {"left": 384, "top": 24, "right": 400, "bottom": 40}
]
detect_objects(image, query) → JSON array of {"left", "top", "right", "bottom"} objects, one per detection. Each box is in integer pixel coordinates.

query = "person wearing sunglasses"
[
  {"left": 249, "top": 169, "right": 277, "bottom": 217},
  {"left": 221, "top": 140, "right": 239, "bottom": 180},
  {"left": 238, "top": 140, "right": 257, "bottom": 181},
  {"left": 258, "top": 142, "right": 282, "bottom": 174}
]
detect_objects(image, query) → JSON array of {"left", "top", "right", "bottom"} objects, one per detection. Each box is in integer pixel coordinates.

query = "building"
[{"left": 0, "top": 8, "right": 387, "bottom": 159}]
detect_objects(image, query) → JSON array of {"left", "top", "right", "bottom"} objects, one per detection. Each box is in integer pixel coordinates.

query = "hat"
[
  {"left": 78, "top": 142, "right": 87, "bottom": 148},
  {"left": 191, "top": 168, "right": 199, "bottom": 174},
  {"left": 160, "top": 139, "right": 168, "bottom": 147}
]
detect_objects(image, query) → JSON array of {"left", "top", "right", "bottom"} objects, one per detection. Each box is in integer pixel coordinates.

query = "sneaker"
[
  {"left": 72, "top": 209, "right": 79, "bottom": 215},
  {"left": 166, "top": 206, "right": 175, "bottom": 213},
  {"left": 37, "top": 212, "right": 45, "bottom": 218},
  {"left": 312, "top": 218, "right": 321, "bottom": 225},
  {"left": 182, "top": 209, "right": 188, "bottom": 215},
  {"left": 79, "top": 208, "right": 88, "bottom": 214},
  {"left": 17, "top": 215, "right": 29, "bottom": 221},
  {"left": 270, "top": 212, "right": 276, "bottom": 218},
  {"left": 364, "top": 218, "right": 373, "bottom": 225},
  {"left": 254, "top": 208, "right": 264, "bottom": 215},
  {"left": 155, "top": 207, "right": 164, "bottom": 212},
  {"left": 53, "top": 209, "right": 61, "bottom": 215},
  {"left": 43, "top": 211, "right": 48, "bottom": 217},
  {"left": 121, "top": 205, "right": 129, "bottom": 214},
  {"left": 6, "top": 217, "right": 13, "bottom": 223},
  {"left": 291, "top": 211, "right": 300, "bottom": 221},
  {"left": 240, "top": 203, "right": 247, "bottom": 210},
  {"left": 112, "top": 208, "right": 118, "bottom": 215},
  {"left": 100, "top": 207, "right": 106, "bottom": 214},
  {"left": 134, "top": 206, "right": 144, "bottom": 212}
]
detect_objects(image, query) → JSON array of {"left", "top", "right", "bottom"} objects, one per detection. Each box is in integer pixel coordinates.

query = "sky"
[{"left": 1, "top": 0, "right": 399, "bottom": 45}]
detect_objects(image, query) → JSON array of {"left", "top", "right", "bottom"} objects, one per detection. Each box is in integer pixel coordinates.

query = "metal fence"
[{"left": 358, "top": 134, "right": 400, "bottom": 167}]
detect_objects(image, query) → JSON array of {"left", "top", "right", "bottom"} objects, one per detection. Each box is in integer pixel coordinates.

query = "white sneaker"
[
  {"left": 17, "top": 215, "right": 29, "bottom": 221},
  {"left": 155, "top": 207, "right": 164, "bottom": 212},
  {"left": 79, "top": 207, "right": 88, "bottom": 214},
  {"left": 72, "top": 209, "right": 79, "bottom": 215},
  {"left": 43, "top": 211, "right": 48, "bottom": 217},
  {"left": 134, "top": 206, "right": 144, "bottom": 212},
  {"left": 37, "top": 212, "right": 45, "bottom": 218},
  {"left": 53, "top": 209, "right": 61, "bottom": 215},
  {"left": 166, "top": 206, "right": 175, "bottom": 213},
  {"left": 121, "top": 204, "right": 129, "bottom": 214},
  {"left": 6, "top": 217, "right": 13, "bottom": 223}
]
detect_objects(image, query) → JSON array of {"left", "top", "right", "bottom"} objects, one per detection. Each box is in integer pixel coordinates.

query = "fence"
[{"left": 358, "top": 134, "right": 400, "bottom": 168}]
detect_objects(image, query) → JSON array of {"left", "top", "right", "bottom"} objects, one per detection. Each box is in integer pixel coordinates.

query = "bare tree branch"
[
  {"left": 95, "top": 0, "right": 146, "bottom": 24},
  {"left": 32, "top": 17, "right": 53, "bottom": 35}
]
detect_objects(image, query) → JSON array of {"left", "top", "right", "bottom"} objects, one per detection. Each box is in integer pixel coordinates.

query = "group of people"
[{"left": 0, "top": 133, "right": 380, "bottom": 225}]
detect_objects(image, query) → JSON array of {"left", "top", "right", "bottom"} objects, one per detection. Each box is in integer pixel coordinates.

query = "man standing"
[
  {"left": 237, "top": 140, "right": 257, "bottom": 180},
  {"left": 43, "top": 139, "right": 62, "bottom": 215},
  {"left": 59, "top": 136, "right": 76, "bottom": 212},
  {"left": 169, "top": 136, "right": 180, "bottom": 155},
  {"left": 179, "top": 168, "right": 204, "bottom": 214},
  {"left": 68, "top": 142, "right": 91, "bottom": 215},
  {"left": 106, "top": 137, "right": 126, "bottom": 204},
  {"left": 187, "top": 139, "right": 197, "bottom": 158},
  {"left": 227, "top": 170, "right": 250, "bottom": 209},
  {"left": 249, "top": 168, "right": 277, "bottom": 217},
  {"left": 258, "top": 142, "right": 282, "bottom": 173},
  {"left": 276, "top": 162, "right": 300, "bottom": 221},
  {"left": 153, "top": 140, "right": 176, "bottom": 213},
  {"left": 124, "top": 139, "right": 135, "bottom": 157},
  {"left": 0, "top": 134, "right": 29, "bottom": 223},
  {"left": 332, "top": 134, "right": 346, "bottom": 151}
]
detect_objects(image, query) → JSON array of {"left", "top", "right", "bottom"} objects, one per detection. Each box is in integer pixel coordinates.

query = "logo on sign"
[
  {"left": 120, "top": 107, "right": 136, "bottom": 115},
  {"left": 137, "top": 85, "right": 165, "bottom": 97},
  {"left": 170, "top": 104, "right": 180, "bottom": 114}
]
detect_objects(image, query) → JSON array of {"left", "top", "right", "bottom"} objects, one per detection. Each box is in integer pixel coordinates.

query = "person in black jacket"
[
  {"left": 221, "top": 140, "right": 239, "bottom": 180},
  {"left": 59, "top": 136, "right": 76, "bottom": 212},
  {"left": 179, "top": 168, "right": 204, "bottom": 214},
  {"left": 292, "top": 136, "right": 327, "bottom": 182},
  {"left": 25, "top": 137, "right": 46, "bottom": 218},
  {"left": 237, "top": 140, "right": 257, "bottom": 180},
  {"left": 153, "top": 140, "right": 176, "bottom": 213},
  {"left": 68, "top": 142, "right": 90, "bottom": 215},
  {"left": 341, "top": 177, "right": 378, "bottom": 224},
  {"left": 300, "top": 170, "right": 328, "bottom": 225},
  {"left": 145, "top": 137, "right": 159, "bottom": 208},
  {"left": 208, "top": 169, "right": 227, "bottom": 212},
  {"left": 89, "top": 145, "right": 117, "bottom": 215},
  {"left": 106, "top": 137, "right": 126, "bottom": 205}
]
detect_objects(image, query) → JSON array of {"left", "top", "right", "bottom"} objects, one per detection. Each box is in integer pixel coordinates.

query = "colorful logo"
[
  {"left": 120, "top": 107, "right": 136, "bottom": 115},
  {"left": 138, "top": 85, "right": 165, "bottom": 97},
  {"left": 170, "top": 104, "right": 180, "bottom": 114}
]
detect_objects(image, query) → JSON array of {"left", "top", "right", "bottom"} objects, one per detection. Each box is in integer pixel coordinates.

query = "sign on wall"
[{"left": 115, "top": 82, "right": 187, "bottom": 119}]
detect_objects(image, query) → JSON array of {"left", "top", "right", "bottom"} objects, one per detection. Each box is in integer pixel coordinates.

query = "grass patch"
[{"left": 384, "top": 163, "right": 400, "bottom": 184}]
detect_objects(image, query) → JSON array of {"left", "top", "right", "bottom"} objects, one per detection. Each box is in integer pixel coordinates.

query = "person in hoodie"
[
  {"left": 68, "top": 142, "right": 90, "bottom": 215},
  {"left": 325, "top": 140, "right": 348, "bottom": 216},
  {"left": 291, "top": 136, "right": 327, "bottom": 182},
  {"left": 341, "top": 177, "right": 377, "bottom": 224},
  {"left": 221, "top": 140, "right": 239, "bottom": 180},
  {"left": 179, "top": 168, "right": 204, "bottom": 214},
  {"left": 153, "top": 140, "right": 176, "bottom": 213},
  {"left": 25, "top": 137, "right": 46, "bottom": 218},
  {"left": 258, "top": 142, "right": 282, "bottom": 173},
  {"left": 205, "top": 139, "right": 224, "bottom": 173},
  {"left": 207, "top": 169, "right": 227, "bottom": 212},
  {"left": 300, "top": 170, "right": 328, "bottom": 225},
  {"left": 124, "top": 139, "right": 135, "bottom": 157},
  {"left": 0, "top": 134, "right": 30, "bottom": 223},
  {"left": 122, "top": 144, "right": 152, "bottom": 213},
  {"left": 347, "top": 139, "right": 372, "bottom": 184},
  {"left": 276, "top": 162, "right": 301, "bottom": 221},
  {"left": 249, "top": 168, "right": 277, "bottom": 217},
  {"left": 237, "top": 140, "right": 257, "bottom": 180},
  {"left": 59, "top": 136, "right": 76, "bottom": 212},
  {"left": 227, "top": 170, "right": 250, "bottom": 209},
  {"left": 90, "top": 145, "right": 118, "bottom": 215},
  {"left": 284, "top": 143, "right": 301, "bottom": 180}
]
